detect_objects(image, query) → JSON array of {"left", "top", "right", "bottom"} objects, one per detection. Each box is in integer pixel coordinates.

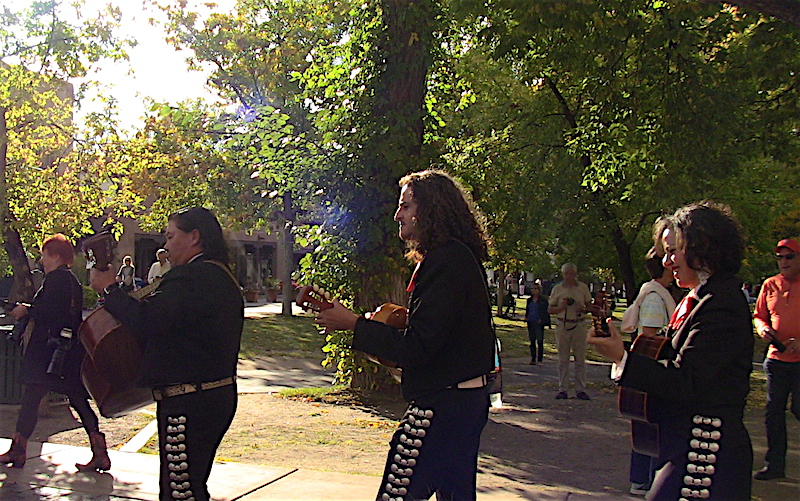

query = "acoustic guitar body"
[
  {"left": 79, "top": 307, "right": 154, "bottom": 418},
  {"left": 618, "top": 334, "right": 670, "bottom": 458},
  {"left": 365, "top": 303, "right": 406, "bottom": 382}
]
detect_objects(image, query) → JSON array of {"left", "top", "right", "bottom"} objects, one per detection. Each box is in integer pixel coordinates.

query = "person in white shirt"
[
  {"left": 620, "top": 247, "right": 676, "bottom": 496},
  {"left": 147, "top": 248, "right": 171, "bottom": 284}
]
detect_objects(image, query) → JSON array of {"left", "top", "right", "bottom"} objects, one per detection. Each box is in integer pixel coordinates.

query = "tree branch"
[{"left": 699, "top": 0, "right": 800, "bottom": 28}]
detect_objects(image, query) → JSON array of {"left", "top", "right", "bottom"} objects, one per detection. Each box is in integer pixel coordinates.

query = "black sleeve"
[
  {"left": 620, "top": 291, "right": 752, "bottom": 403},
  {"left": 352, "top": 245, "right": 473, "bottom": 369},
  {"left": 103, "top": 269, "right": 193, "bottom": 346},
  {"left": 28, "top": 270, "right": 72, "bottom": 330}
]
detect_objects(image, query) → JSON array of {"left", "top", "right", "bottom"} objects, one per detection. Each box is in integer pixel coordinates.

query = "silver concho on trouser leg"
[
  {"left": 380, "top": 406, "right": 434, "bottom": 501},
  {"left": 165, "top": 415, "right": 195, "bottom": 501},
  {"left": 679, "top": 414, "right": 722, "bottom": 501}
]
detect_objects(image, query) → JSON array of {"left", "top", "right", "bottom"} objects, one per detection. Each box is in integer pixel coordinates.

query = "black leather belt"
[{"left": 152, "top": 376, "right": 235, "bottom": 401}]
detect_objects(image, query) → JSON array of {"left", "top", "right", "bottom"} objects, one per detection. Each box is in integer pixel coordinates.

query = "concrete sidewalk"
[{"left": 0, "top": 437, "right": 637, "bottom": 500}]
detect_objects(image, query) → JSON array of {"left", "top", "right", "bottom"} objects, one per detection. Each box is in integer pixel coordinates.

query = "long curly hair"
[
  {"left": 653, "top": 201, "right": 743, "bottom": 275},
  {"left": 399, "top": 170, "right": 489, "bottom": 263}
]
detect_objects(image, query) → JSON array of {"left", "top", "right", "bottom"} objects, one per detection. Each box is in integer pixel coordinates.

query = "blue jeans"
[
  {"left": 763, "top": 358, "right": 800, "bottom": 472},
  {"left": 527, "top": 322, "right": 544, "bottom": 362},
  {"left": 629, "top": 449, "right": 664, "bottom": 488}
]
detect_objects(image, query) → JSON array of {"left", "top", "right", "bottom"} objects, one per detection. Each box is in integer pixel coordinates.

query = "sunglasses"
[{"left": 775, "top": 253, "right": 797, "bottom": 261}]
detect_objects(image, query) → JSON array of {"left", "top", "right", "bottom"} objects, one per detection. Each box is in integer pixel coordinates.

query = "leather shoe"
[
  {"left": 753, "top": 467, "right": 784, "bottom": 480},
  {"left": 555, "top": 391, "right": 568, "bottom": 399},
  {"left": 576, "top": 391, "right": 591, "bottom": 400}
]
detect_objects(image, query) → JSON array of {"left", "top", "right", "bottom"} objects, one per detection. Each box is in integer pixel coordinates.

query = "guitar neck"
[{"left": 296, "top": 285, "right": 333, "bottom": 312}]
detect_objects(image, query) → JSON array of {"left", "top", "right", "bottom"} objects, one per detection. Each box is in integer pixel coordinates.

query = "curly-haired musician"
[
  {"left": 590, "top": 202, "right": 753, "bottom": 500},
  {"left": 315, "top": 170, "right": 496, "bottom": 501}
]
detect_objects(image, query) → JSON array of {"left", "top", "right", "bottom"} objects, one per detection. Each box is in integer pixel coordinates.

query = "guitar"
[
  {"left": 590, "top": 292, "right": 611, "bottom": 337},
  {"left": 618, "top": 334, "right": 670, "bottom": 457},
  {"left": 296, "top": 285, "right": 405, "bottom": 382},
  {"left": 78, "top": 231, "right": 154, "bottom": 417}
]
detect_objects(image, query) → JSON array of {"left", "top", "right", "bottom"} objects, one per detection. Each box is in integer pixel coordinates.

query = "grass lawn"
[{"left": 240, "top": 313, "right": 326, "bottom": 359}]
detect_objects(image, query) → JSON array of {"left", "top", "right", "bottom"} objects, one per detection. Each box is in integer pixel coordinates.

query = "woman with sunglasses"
[{"left": 589, "top": 202, "right": 754, "bottom": 500}]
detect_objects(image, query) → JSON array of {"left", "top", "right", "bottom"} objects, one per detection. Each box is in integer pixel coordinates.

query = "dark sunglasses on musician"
[{"left": 775, "top": 253, "right": 797, "bottom": 261}]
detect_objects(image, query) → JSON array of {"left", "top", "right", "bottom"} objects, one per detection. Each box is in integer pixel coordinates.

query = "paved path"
[{"left": 0, "top": 301, "right": 797, "bottom": 499}]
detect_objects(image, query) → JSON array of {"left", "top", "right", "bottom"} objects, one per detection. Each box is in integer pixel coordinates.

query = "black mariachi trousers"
[
  {"left": 377, "top": 386, "right": 489, "bottom": 501},
  {"left": 156, "top": 384, "right": 237, "bottom": 501}
]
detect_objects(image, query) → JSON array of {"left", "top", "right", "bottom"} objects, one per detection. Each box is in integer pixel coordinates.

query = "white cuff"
[{"left": 610, "top": 351, "right": 628, "bottom": 382}]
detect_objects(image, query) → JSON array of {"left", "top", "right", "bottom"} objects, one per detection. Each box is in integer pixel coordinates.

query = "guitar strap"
[{"left": 208, "top": 260, "right": 245, "bottom": 298}]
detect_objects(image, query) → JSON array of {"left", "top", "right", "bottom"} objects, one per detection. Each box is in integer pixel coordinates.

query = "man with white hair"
[{"left": 548, "top": 263, "right": 593, "bottom": 400}]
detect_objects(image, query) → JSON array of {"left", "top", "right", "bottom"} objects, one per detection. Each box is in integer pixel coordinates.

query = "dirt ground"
[{"left": 2, "top": 357, "right": 798, "bottom": 500}]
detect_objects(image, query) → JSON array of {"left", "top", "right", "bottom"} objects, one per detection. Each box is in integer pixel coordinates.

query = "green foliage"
[
  {"left": 437, "top": 0, "right": 800, "bottom": 293},
  {"left": 82, "top": 285, "right": 99, "bottom": 310},
  {"left": 0, "top": 0, "right": 133, "bottom": 260}
]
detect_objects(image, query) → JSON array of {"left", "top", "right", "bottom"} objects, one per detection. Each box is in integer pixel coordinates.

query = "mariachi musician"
[
  {"left": 315, "top": 170, "right": 496, "bottom": 501},
  {"left": 589, "top": 202, "right": 754, "bottom": 500},
  {"left": 90, "top": 208, "right": 243, "bottom": 501}
]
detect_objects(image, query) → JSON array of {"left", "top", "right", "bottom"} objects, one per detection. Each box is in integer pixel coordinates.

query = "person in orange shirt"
[{"left": 753, "top": 238, "right": 800, "bottom": 481}]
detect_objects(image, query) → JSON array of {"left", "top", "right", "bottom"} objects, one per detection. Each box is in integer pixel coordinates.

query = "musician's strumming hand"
[
  {"left": 89, "top": 267, "right": 118, "bottom": 294},
  {"left": 9, "top": 304, "right": 28, "bottom": 320},
  {"left": 314, "top": 299, "right": 359, "bottom": 334},
  {"left": 587, "top": 317, "right": 625, "bottom": 364}
]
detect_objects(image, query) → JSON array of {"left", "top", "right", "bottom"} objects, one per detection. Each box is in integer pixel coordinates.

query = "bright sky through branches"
[{"left": 5, "top": 0, "right": 236, "bottom": 130}]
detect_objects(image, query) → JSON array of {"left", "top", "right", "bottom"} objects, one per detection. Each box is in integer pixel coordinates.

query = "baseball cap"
[{"left": 775, "top": 238, "right": 800, "bottom": 254}]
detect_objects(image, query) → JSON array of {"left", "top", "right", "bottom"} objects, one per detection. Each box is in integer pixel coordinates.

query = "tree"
[
  {"left": 703, "top": 0, "right": 800, "bottom": 28},
  {"left": 439, "top": 0, "right": 800, "bottom": 300},
  {"left": 0, "top": 0, "right": 131, "bottom": 300},
  {"left": 158, "top": 0, "right": 349, "bottom": 315}
]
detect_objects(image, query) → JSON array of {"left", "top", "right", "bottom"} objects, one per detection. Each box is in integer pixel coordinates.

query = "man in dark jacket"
[
  {"left": 91, "top": 208, "right": 243, "bottom": 501},
  {"left": 315, "top": 170, "right": 496, "bottom": 501}
]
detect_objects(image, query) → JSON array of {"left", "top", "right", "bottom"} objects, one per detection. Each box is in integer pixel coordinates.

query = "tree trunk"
[
  {"left": 0, "top": 107, "right": 34, "bottom": 302},
  {"left": 349, "top": 0, "right": 435, "bottom": 392},
  {"left": 279, "top": 192, "right": 294, "bottom": 317},
  {"left": 496, "top": 264, "right": 507, "bottom": 318}
]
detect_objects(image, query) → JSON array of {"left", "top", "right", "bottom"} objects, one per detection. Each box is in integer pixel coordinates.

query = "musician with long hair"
[
  {"left": 316, "top": 170, "right": 496, "bottom": 500},
  {"left": 90, "top": 207, "right": 243, "bottom": 501},
  {"left": 589, "top": 202, "right": 754, "bottom": 500},
  {"left": 0, "top": 234, "right": 110, "bottom": 472}
]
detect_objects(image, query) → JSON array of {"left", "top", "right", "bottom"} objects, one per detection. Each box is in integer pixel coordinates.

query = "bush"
[{"left": 83, "top": 285, "right": 100, "bottom": 310}]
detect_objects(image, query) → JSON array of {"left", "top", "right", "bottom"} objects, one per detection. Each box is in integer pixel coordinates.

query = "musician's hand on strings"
[
  {"left": 9, "top": 304, "right": 28, "bottom": 320},
  {"left": 587, "top": 317, "right": 625, "bottom": 364},
  {"left": 314, "top": 299, "right": 359, "bottom": 334},
  {"left": 89, "top": 267, "right": 118, "bottom": 294}
]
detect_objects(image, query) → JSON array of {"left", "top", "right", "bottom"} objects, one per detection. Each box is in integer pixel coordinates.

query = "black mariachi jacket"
[
  {"left": 619, "top": 272, "right": 753, "bottom": 499},
  {"left": 104, "top": 256, "right": 243, "bottom": 387},
  {"left": 352, "top": 239, "right": 495, "bottom": 401}
]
